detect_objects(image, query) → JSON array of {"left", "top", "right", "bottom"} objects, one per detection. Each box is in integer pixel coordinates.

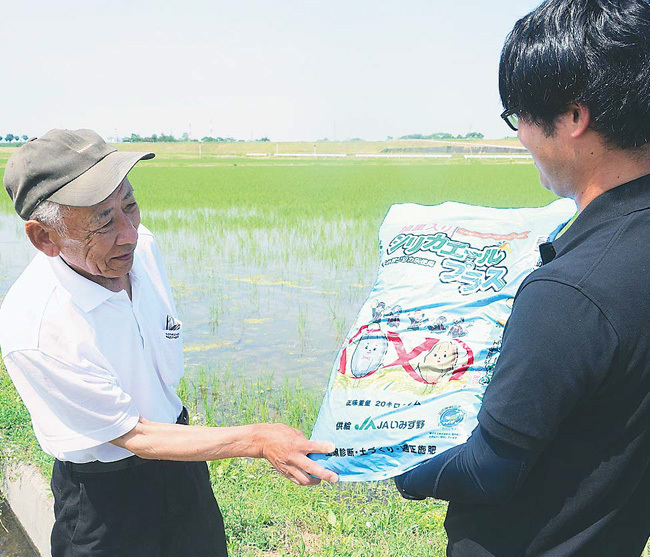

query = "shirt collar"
[
  {"left": 47, "top": 254, "right": 126, "bottom": 313},
  {"left": 541, "top": 173, "right": 650, "bottom": 264}
]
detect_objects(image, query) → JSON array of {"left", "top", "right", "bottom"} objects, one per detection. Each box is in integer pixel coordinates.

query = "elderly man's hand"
[{"left": 256, "top": 423, "right": 338, "bottom": 485}]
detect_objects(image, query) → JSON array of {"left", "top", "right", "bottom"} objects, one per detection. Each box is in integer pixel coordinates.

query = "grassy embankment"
[
  {"left": 0, "top": 144, "right": 564, "bottom": 556},
  {"left": 0, "top": 361, "right": 450, "bottom": 556}
]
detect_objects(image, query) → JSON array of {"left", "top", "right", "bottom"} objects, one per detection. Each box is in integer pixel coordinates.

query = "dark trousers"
[{"left": 50, "top": 459, "right": 227, "bottom": 557}]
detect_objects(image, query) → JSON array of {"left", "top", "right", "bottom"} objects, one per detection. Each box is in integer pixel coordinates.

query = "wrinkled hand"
[{"left": 258, "top": 423, "right": 338, "bottom": 486}]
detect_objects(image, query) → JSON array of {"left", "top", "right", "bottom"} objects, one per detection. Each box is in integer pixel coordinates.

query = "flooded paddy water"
[
  {"left": 0, "top": 155, "right": 555, "bottom": 553},
  {"left": 151, "top": 208, "right": 377, "bottom": 389},
  {"left": 0, "top": 209, "right": 375, "bottom": 390},
  {"left": 1, "top": 158, "right": 550, "bottom": 393}
]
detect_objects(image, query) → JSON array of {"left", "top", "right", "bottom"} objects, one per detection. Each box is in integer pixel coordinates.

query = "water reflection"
[{"left": 0, "top": 211, "right": 375, "bottom": 389}]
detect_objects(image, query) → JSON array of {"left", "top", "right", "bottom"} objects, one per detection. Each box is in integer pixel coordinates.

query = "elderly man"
[
  {"left": 0, "top": 129, "right": 337, "bottom": 557},
  {"left": 395, "top": 1, "right": 650, "bottom": 556}
]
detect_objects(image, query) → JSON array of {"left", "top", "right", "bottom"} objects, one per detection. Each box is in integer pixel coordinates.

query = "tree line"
[
  {"left": 2, "top": 131, "right": 485, "bottom": 144},
  {"left": 396, "top": 132, "right": 484, "bottom": 140},
  {"left": 1, "top": 134, "right": 29, "bottom": 143},
  {"left": 122, "top": 133, "right": 270, "bottom": 143}
]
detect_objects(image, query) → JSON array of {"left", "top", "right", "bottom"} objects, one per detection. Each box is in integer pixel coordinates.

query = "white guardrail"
[
  {"left": 245, "top": 153, "right": 532, "bottom": 159},
  {"left": 464, "top": 154, "right": 532, "bottom": 159},
  {"left": 273, "top": 153, "right": 347, "bottom": 158},
  {"left": 355, "top": 154, "right": 452, "bottom": 159}
]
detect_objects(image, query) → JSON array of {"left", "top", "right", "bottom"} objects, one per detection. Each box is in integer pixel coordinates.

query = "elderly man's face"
[{"left": 55, "top": 178, "right": 140, "bottom": 283}]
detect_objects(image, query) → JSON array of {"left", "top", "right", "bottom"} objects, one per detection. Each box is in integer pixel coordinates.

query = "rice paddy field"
[
  {"left": 0, "top": 141, "right": 592, "bottom": 556},
  {"left": 1, "top": 142, "right": 554, "bottom": 393}
]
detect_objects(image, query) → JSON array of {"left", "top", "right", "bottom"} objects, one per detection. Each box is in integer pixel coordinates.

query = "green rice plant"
[
  {"left": 297, "top": 306, "right": 310, "bottom": 353},
  {"left": 210, "top": 302, "right": 220, "bottom": 331},
  {"left": 0, "top": 153, "right": 589, "bottom": 556}
]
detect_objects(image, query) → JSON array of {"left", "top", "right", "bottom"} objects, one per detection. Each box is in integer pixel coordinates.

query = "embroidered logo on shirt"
[{"left": 165, "top": 315, "right": 182, "bottom": 339}]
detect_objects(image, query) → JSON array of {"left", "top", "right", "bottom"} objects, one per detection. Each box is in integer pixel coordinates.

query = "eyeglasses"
[{"left": 500, "top": 108, "right": 519, "bottom": 132}]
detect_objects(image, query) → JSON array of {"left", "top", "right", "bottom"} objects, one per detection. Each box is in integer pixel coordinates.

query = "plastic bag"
[{"left": 310, "top": 199, "right": 576, "bottom": 481}]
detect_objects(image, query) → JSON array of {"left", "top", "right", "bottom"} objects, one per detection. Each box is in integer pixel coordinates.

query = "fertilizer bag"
[{"left": 310, "top": 199, "right": 576, "bottom": 481}]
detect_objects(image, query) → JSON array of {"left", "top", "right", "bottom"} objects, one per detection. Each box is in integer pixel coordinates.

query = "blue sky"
[{"left": 2, "top": 1, "right": 541, "bottom": 141}]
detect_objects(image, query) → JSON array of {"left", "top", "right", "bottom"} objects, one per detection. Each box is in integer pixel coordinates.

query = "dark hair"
[{"left": 499, "top": 0, "right": 650, "bottom": 149}]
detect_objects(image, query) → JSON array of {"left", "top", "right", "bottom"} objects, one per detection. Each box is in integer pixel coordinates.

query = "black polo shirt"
[{"left": 445, "top": 175, "right": 650, "bottom": 557}]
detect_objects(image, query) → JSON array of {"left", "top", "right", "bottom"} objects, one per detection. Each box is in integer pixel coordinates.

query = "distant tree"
[
  {"left": 317, "top": 138, "right": 329, "bottom": 142},
  {"left": 202, "top": 136, "right": 240, "bottom": 142},
  {"left": 386, "top": 136, "right": 393, "bottom": 140},
  {"left": 431, "top": 132, "right": 454, "bottom": 139},
  {"left": 158, "top": 133, "right": 176, "bottom": 142},
  {"left": 464, "top": 131, "right": 484, "bottom": 139},
  {"left": 21, "top": 134, "right": 28, "bottom": 141},
  {"left": 257, "top": 137, "right": 270, "bottom": 142},
  {"left": 122, "top": 133, "right": 143, "bottom": 143},
  {"left": 400, "top": 132, "right": 460, "bottom": 140},
  {"left": 347, "top": 138, "right": 363, "bottom": 142},
  {"left": 181, "top": 132, "right": 190, "bottom": 142},
  {"left": 4, "top": 134, "right": 15, "bottom": 142}
]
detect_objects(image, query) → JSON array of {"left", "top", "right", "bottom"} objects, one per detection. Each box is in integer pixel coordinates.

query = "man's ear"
[
  {"left": 570, "top": 104, "right": 591, "bottom": 138},
  {"left": 25, "top": 221, "right": 61, "bottom": 257}
]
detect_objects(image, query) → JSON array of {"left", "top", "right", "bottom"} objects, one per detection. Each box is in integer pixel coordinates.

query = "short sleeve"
[
  {"left": 478, "top": 279, "right": 619, "bottom": 451},
  {"left": 3, "top": 350, "right": 140, "bottom": 456}
]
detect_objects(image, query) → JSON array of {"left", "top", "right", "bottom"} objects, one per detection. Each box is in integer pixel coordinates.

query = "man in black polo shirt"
[{"left": 394, "top": 1, "right": 650, "bottom": 556}]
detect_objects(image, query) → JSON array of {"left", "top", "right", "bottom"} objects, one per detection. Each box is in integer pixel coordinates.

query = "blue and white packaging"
[{"left": 310, "top": 199, "right": 576, "bottom": 481}]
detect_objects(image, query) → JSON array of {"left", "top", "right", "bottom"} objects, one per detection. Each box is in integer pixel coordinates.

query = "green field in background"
[
  {"left": 0, "top": 153, "right": 575, "bottom": 557},
  {"left": 2, "top": 158, "right": 550, "bottom": 219}
]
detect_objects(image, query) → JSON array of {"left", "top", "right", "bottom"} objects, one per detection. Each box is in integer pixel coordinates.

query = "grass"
[
  {"left": 0, "top": 152, "right": 550, "bottom": 555},
  {"left": 2, "top": 150, "right": 620, "bottom": 555},
  {"left": 3, "top": 361, "right": 650, "bottom": 556},
  {"left": 108, "top": 162, "right": 555, "bottom": 276},
  {"left": 0, "top": 360, "right": 449, "bottom": 556},
  {"left": 0, "top": 362, "right": 54, "bottom": 478},
  {"left": 1, "top": 154, "right": 553, "bottom": 278},
  {"left": 128, "top": 162, "right": 551, "bottom": 216}
]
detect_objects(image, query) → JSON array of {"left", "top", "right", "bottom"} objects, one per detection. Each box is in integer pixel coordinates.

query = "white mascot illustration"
[{"left": 350, "top": 330, "right": 389, "bottom": 378}]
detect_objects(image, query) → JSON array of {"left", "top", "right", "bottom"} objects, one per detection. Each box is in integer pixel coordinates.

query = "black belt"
[{"left": 65, "top": 406, "right": 189, "bottom": 474}]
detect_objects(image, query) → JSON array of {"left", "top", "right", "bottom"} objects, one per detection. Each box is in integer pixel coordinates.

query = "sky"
[{"left": 1, "top": 1, "right": 542, "bottom": 142}]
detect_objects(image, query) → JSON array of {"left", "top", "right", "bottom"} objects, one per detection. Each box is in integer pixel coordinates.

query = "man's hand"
[
  {"left": 112, "top": 419, "right": 338, "bottom": 485},
  {"left": 255, "top": 423, "right": 338, "bottom": 485}
]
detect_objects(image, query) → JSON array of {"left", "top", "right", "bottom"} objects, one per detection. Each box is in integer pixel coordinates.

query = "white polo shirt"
[{"left": 0, "top": 225, "right": 184, "bottom": 463}]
